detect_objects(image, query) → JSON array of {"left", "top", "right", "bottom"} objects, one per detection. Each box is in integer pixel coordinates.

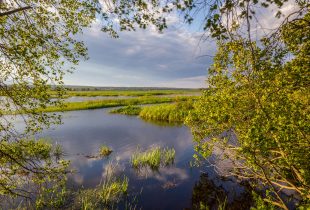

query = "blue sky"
[
  {"left": 63, "top": 2, "right": 295, "bottom": 88},
  {"left": 64, "top": 15, "right": 216, "bottom": 88}
]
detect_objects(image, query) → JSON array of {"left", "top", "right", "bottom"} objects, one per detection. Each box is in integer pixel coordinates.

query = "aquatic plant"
[
  {"left": 99, "top": 145, "right": 113, "bottom": 157},
  {"left": 110, "top": 105, "right": 142, "bottom": 115},
  {"left": 131, "top": 146, "right": 175, "bottom": 170}
]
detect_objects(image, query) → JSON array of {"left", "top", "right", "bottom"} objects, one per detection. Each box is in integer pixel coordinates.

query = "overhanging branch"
[{"left": 0, "top": 6, "right": 31, "bottom": 17}]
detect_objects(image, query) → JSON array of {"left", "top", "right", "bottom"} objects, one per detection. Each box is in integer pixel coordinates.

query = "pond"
[{"left": 34, "top": 108, "right": 250, "bottom": 209}]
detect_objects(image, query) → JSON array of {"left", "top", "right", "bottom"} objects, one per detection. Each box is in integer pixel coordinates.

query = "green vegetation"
[
  {"left": 75, "top": 177, "right": 128, "bottom": 209},
  {"left": 0, "top": 139, "right": 69, "bottom": 209},
  {"left": 131, "top": 147, "right": 175, "bottom": 170},
  {"left": 1, "top": 0, "right": 308, "bottom": 208},
  {"left": 109, "top": 105, "right": 142, "bottom": 115},
  {"left": 186, "top": 12, "right": 310, "bottom": 209},
  {"left": 99, "top": 145, "right": 113, "bottom": 157},
  {"left": 61, "top": 89, "right": 200, "bottom": 97},
  {"left": 110, "top": 100, "right": 194, "bottom": 123},
  {"left": 139, "top": 100, "right": 193, "bottom": 123},
  {"left": 34, "top": 96, "right": 194, "bottom": 113}
]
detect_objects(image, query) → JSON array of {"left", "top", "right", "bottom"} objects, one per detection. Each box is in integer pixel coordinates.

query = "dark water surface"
[{"left": 38, "top": 108, "right": 246, "bottom": 210}]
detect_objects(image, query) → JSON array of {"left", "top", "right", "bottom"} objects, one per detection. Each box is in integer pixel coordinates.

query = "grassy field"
[
  {"left": 110, "top": 100, "right": 194, "bottom": 123},
  {"left": 109, "top": 105, "right": 142, "bottom": 115},
  {"left": 59, "top": 89, "right": 200, "bottom": 97},
  {"left": 34, "top": 96, "right": 194, "bottom": 113}
]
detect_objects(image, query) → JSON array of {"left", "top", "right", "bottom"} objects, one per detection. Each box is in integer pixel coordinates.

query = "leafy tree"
[
  {"left": 186, "top": 10, "right": 310, "bottom": 210},
  {"left": 0, "top": 0, "right": 168, "bottom": 206}
]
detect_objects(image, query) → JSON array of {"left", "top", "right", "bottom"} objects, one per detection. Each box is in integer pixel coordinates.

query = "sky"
[
  {"left": 64, "top": 15, "right": 215, "bottom": 88},
  {"left": 63, "top": 2, "right": 297, "bottom": 88}
]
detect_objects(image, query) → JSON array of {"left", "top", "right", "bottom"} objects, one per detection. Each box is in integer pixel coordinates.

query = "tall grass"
[
  {"left": 131, "top": 146, "right": 175, "bottom": 170},
  {"left": 139, "top": 100, "right": 194, "bottom": 123},
  {"left": 109, "top": 105, "right": 142, "bottom": 115},
  {"left": 34, "top": 96, "right": 193, "bottom": 113}
]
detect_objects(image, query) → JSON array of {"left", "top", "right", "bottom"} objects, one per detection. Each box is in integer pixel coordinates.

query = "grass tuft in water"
[
  {"left": 131, "top": 146, "right": 175, "bottom": 170},
  {"left": 75, "top": 162, "right": 128, "bottom": 209},
  {"left": 110, "top": 105, "right": 142, "bottom": 115},
  {"left": 99, "top": 145, "right": 113, "bottom": 157}
]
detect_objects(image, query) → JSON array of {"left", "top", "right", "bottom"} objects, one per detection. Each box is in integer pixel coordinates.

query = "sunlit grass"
[
  {"left": 109, "top": 105, "right": 142, "bottom": 115},
  {"left": 109, "top": 99, "right": 195, "bottom": 124},
  {"left": 61, "top": 89, "right": 200, "bottom": 97},
  {"left": 99, "top": 145, "right": 113, "bottom": 157},
  {"left": 33, "top": 96, "right": 194, "bottom": 113},
  {"left": 139, "top": 100, "right": 194, "bottom": 123},
  {"left": 131, "top": 146, "right": 175, "bottom": 170}
]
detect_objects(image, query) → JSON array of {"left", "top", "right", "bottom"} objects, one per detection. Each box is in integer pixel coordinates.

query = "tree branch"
[{"left": 0, "top": 6, "right": 31, "bottom": 17}]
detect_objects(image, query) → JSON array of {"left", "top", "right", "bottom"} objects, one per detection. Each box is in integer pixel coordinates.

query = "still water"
[{"left": 38, "top": 108, "right": 247, "bottom": 209}]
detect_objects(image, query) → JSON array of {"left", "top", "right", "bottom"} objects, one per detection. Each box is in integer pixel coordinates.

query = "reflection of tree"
[{"left": 190, "top": 173, "right": 253, "bottom": 210}]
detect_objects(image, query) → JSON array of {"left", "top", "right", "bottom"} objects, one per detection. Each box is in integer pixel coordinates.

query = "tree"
[
  {"left": 186, "top": 9, "right": 309, "bottom": 210},
  {"left": 0, "top": 0, "right": 168, "bottom": 207}
]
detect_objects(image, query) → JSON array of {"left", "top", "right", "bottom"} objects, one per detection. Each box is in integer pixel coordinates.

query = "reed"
[
  {"left": 99, "top": 145, "right": 113, "bottom": 157},
  {"left": 131, "top": 146, "right": 175, "bottom": 170},
  {"left": 138, "top": 100, "right": 194, "bottom": 123},
  {"left": 34, "top": 96, "right": 193, "bottom": 113}
]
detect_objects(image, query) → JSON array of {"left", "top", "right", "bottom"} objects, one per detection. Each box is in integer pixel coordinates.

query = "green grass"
[
  {"left": 61, "top": 89, "right": 200, "bottom": 97},
  {"left": 34, "top": 96, "right": 194, "bottom": 113},
  {"left": 109, "top": 99, "right": 194, "bottom": 124},
  {"left": 99, "top": 145, "right": 113, "bottom": 157},
  {"left": 139, "top": 100, "right": 194, "bottom": 123},
  {"left": 109, "top": 105, "right": 142, "bottom": 115},
  {"left": 131, "top": 146, "right": 175, "bottom": 170}
]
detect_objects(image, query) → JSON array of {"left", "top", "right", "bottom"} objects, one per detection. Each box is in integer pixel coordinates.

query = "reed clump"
[
  {"left": 99, "top": 145, "right": 113, "bottom": 157},
  {"left": 131, "top": 146, "right": 175, "bottom": 170},
  {"left": 139, "top": 100, "right": 194, "bottom": 123}
]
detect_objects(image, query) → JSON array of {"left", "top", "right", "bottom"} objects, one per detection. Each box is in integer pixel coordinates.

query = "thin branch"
[{"left": 0, "top": 6, "right": 31, "bottom": 17}]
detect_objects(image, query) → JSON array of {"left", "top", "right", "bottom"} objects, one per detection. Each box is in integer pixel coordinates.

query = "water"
[{"left": 36, "top": 108, "right": 247, "bottom": 209}]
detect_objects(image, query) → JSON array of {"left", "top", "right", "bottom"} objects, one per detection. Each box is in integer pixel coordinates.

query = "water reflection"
[
  {"left": 190, "top": 173, "right": 253, "bottom": 210},
  {"left": 34, "top": 108, "right": 247, "bottom": 209}
]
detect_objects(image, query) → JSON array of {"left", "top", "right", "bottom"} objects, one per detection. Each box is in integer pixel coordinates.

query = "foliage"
[
  {"left": 186, "top": 12, "right": 310, "bottom": 209},
  {"left": 0, "top": 0, "right": 182, "bottom": 203},
  {"left": 0, "top": 139, "right": 69, "bottom": 209},
  {"left": 131, "top": 146, "right": 175, "bottom": 170},
  {"left": 110, "top": 105, "right": 142, "bottom": 115},
  {"left": 74, "top": 162, "right": 128, "bottom": 210},
  {"left": 99, "top": 145, "right": 113, "bottom": 157}
]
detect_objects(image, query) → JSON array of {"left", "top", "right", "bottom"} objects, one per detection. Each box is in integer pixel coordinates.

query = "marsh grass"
[
  {"left": 109, "top": 105, "right": 142, "bottom": 115},
  {"left": 60, "top": 89, "right": 200, "bottom": 97},
  {"left": 131, "top": 147, "right": 175, "bottom": 170},
  {"left": 99, "top": 145, "right": 113, "bottom": 157},
  {"left": 33, "top": 96, "right": 193, "bottom": 113},
  {"left": 139, "top": 100, "right": 194, "bottom": 123}
]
